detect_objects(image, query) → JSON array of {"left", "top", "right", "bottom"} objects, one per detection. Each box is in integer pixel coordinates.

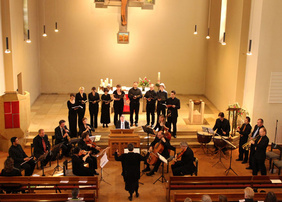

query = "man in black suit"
[
  {"left": 166, "top": 90, "right": 180, "bottom": 138},
  {"left": 171, "top": 142, "right": 195, "bottom": 176},
  {"left": 236, "top": 117, "right": 252, "bottom": 163},
  {"left": 9, "top": 137, "right": 35, "bottom": 176},
  {"left": 146, "top": 131, "right": 176, "bottom": 176},
  {"left": 54, "top": 120, "right": 72, "bottom": 158},
  {"left": 115, "top": 115, "right": 130, "bottom": 129},
  {"left": 115, "top": 144, "right": 147, "bottom": 201},
  {"left": 250, "top": 127, "right": 269, "bottom": 175},
  {"left": 144, "top": 84, "right": 157, "bottom": 128},
  {"left": 72, "top": 147, "right": 95, "bottom": 176},
  {"left": 128, "top": 82, "right": 143, "bottom": 127},
  {"left": 33, "top": 129, "right": 52, "bottom": 167},
  {"left": 246, "top": 118, "right": 264, "bottom": 170}
]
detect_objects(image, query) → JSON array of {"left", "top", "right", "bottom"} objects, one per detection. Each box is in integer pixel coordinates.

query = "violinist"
[
  {"left": 79, "top": 117, "right": 95, "bottom": 136},
  {"left": 54, "top": 120, "right": 72, "bottom": 158},
  {"left": 77, "top": 132, "right": 99, "bottom": 175},
  {"left": 171, "top": 142, "right": 195, "bottom": 176},
  {"left": 72, "top": 147, "right": 97, "bottom": 176},
  {"left": 145, "top": 131, "right": 175, "bottom": 176}
]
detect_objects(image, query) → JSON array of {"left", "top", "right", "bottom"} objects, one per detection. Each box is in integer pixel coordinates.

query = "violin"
[
  {"left": 172, "top": 148, "right": 187, "bottom": 165},
  {"left": 85, "top": 138, "right": 100, "bottom": 150}
]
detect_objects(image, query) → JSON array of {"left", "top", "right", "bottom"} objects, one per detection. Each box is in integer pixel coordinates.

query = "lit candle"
[
  {"left": 100, "top": 79, "right": 103, "bottom": 86},
  {"left": 158, "top": 72, "right": 160, "bottom": 83},
  {"left": 105, "top": 79, "right": 108, "bottom": 87},
  {"left": 102, "top": 82, "right": 105, "bottom": 88},
  {"left": 110, "top": 79, "right": 112, "bottom": 87}
]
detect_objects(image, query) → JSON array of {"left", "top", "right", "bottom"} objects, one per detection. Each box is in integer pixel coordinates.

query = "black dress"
[
  {"left": 67, "top": 100, "right": 78, "bottom": 137},
  {"left": 75, "top": 93, "right": 87, "bottom": 128},
  {"left": 113, "top": 90, "right": 125, "bottom": 126},
  {"left": 101, "top": 94, "right": 111, "bottom": 124},
  {"left": 88, "top": 92, "right": 100, "bottom": 128}
]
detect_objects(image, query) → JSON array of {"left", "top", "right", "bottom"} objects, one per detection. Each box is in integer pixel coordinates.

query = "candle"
[
  {"left": 110, "top": 79, "right": 112, "bottom": 87},
  {"left": 158, "top": 72, "right": 161, "bottom": 83},
  {"left": 105, "top": 79, "right": 108, "bottom": 87},
  {"left": 100, "top": 79, "right": 103, "bottom": 86},
  {"left": 102, "top": 82, "right": 105, "bottom": 88}
]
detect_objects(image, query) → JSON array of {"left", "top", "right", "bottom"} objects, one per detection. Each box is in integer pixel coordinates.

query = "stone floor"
[{"left": 29, "top": 94, "right": 219, "bottom": 133}]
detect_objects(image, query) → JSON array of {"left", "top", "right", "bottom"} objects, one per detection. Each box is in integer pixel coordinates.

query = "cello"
[{"left": 147, "top": 132, "right": 165, "bottom": 165}]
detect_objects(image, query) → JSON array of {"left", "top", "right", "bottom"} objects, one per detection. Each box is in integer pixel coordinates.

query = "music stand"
[
  {"left": 142, "top": 126, "right": 155, "bottom": 148},
  {"left": 224, "top": 138, "right": 237, "bottom": 176},
  {"left": 52, "top": 143, "right": 64, "bottom": 176},
  {"left": 99, "top": 150, "right": 111, "bottom": 185},
  {"left": 212, "top": 133, "right": 228, "bottom": 169},
  {"left": 37, "top": 151, "right": 51, "bottom": 176},
  {"left": 153, "top": 153, "right": 168, "bottom": 184}
]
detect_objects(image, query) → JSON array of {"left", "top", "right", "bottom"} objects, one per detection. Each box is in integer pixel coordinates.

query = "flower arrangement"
[
  {"left": 228, "top": 102, "right": 249, "bottom": 117},
  {"left": 138, "top": 77, "right": 151, "bottom": 88}
]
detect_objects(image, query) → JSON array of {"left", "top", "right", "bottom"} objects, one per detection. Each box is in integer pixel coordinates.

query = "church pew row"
[
  {"left": 167, "top": 176, "right": 282, "bottom": 202},
  {"left": 0, "top": 176, "right": 99, "bottom": 200},
  {"left": 172, "top": 192, "right": 282, "bottom": 202},
  {"left": 0, "top": 193, "right": 95, "bottom": 202}
]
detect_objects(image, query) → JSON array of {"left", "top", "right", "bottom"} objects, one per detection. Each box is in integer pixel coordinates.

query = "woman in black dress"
[
  {"left": 67, "top": 93, "right": 78, "bottom": 137},
  {"left": 113, "top": 84, "right": 125, "bottom": 126},
  {"left": 101, "top": 88, "right": 111, "bottom": 128},
  {"left": 0, "top": 157, "right": 22, "bottom": 177},
  {"left": 88, "top": 87, "right": 100, "bottom": 129},
  {"left": 76, "top": 87, "right": 87, "bottom": 128}
]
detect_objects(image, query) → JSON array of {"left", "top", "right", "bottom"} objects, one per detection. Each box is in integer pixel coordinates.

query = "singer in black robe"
[
  {"left": 75, "top": 87, "right": 87, "bottom": 128},
  {"left": 67, "top": 94, "right": 78, "bottom": 137},
  {"left": 88, "top": 87, "right": 100, "bottom": 129},
  {"left": 101, "top": 89, "right": 111, "bottom": 127},
  {"left": 113, "top": 85, "right": 125, "bottom": 126}
]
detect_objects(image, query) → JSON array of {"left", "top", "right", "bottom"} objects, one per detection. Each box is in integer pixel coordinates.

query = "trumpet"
[{"left": 242, "top": 135, "right": 260, "bottom": 150}]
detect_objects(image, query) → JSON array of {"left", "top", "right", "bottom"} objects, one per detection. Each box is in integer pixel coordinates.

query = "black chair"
[
  {"left": 271, "top": 144, "right": 282, "bottom": 175},
  {"left": 266, "top": 143, "right": 280, "bottom": 172},
  {"left": 52, "top": 135, "right": 56, "bottom": 146}
]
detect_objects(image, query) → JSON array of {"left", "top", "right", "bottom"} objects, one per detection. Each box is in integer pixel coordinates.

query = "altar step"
[{"left": 24, "top": 131, "right": 239, "bottom": 149}]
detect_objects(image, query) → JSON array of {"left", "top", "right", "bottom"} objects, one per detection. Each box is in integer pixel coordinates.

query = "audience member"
[
  {"left": 202, "top": 194, "right": 212, "bottom": 202},
  {"left": 218, "top": 195, "right": 228, "bottom": 202},
  {"left": 265, "top": 192, "right": 277, "bottom": 202},
  {"left": 244, "top": 187, "right": 254, "bottom": 202}
]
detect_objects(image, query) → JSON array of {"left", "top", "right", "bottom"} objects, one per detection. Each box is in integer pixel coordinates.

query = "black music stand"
[
  {"left": 224, "top": 138, "right": 237, "bottom": 176},
  {"left": 52, "top": 143, "right": 64, "bottom": 176},
  {"left": 153, "top": 153, "right": 167, "bottom": 184},
  {"left": 37, "top": 152, "right": 50, "bottom": 176},
  {"left": 142, "top": 126, "right": 155, "bottom": 148}
]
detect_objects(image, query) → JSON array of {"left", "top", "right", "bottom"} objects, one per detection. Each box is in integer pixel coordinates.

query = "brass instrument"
[{"left": 242, "top": 135, "right": 260, "bottom": 150}]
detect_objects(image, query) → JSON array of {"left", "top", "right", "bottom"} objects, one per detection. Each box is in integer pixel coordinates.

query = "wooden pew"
[
  {"left": 172, "top": 192, "right": 282, "bottom": 202},
  {"left": 167, "top": 176, "right": 282, "bottom": 202},
  {"left": 0, "top": 176, "right": 99, "bottom": 200},
  {"left": 0, "top": 193, "right": 95, "bottom": 202}
]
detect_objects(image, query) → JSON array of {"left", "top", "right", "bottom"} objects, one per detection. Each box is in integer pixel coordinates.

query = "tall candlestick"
[
  {"left": 158, "top": 72, "right": 161, "bottom": 83},
  {"left": 105, "top": 79, "right": 108, "bottom": 87}
]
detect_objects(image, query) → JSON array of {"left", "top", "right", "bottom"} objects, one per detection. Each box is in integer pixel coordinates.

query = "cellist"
[
  {"left": 171, "top": 142, "right": 195, "bottom": 176},
  {"left": 144, "top": 131, "right": 175, "bottom": 176}
]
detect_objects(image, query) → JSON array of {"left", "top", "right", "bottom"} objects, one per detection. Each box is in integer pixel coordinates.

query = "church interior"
[{"left": 0, "top": 0, "right": 282, "bottom": 201}]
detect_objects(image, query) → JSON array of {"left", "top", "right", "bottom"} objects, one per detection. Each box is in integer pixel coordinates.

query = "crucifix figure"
[{"left": 121, "top": 0, "right": 128, "bottom": 26}]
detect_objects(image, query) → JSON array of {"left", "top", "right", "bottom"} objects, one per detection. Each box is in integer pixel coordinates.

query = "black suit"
[
  {"left": 249, "top": 125, "right": 264, "bottom": 168},
  {"left": 75, "top": 92, "right": 87, "bottom": 127},
  {"left": 252, "top": 135, "right": 269, "bottom": 175},
  {"left": 115, "top": 152, "right": 147, "bottom": 194},
  {"left": 171, "top": 147, "right": 196, "bottom": 176},
  {"left": 54, "top": 126, "right": 72, "bottom": 157},
  {"left": 144, "top": 90, "right": 157, "bottom": 126},
  {"left": 9, "top": 144, "right": 35, "bottom": 176},
  {"left": 128, "top": 88, "right": 142, "bottom": 125},
  {"left": 166, "top": 97, "right": 180, "bottom": 136},
  {"left": 156, "top": 90, "right": 167, "bottom": 117},
  {"left": 238, "top": 123, "right": 252, "bottom": 161},
  {"left": 78, "top": 139, "right": 98, "bottom": 169},
  {"left": 72, "top": 155, "right": 95, "bottom": 176},
  {"left": 88, "top": 92, "right": 100, "bottom": 128},
  {"left": 33, "top": 134, "right": 51, "bottom": 167},
  {"left": 115, "top": 120, "right": 130, "bottom": 129}
]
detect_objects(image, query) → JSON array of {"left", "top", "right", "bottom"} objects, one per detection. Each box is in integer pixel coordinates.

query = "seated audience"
[
  {"left": 171, "top": 142, "right": 195, "bottom": 176},
  {"left": 72, "top": 147, "right": 97, "bottom": 176},
  {"left": 33, "top": 129, "right": 52, "bottom": 167},
  {"left": 0, "top": 157, "right": 22, "bottom": 176},
  {"left": 184, "top": 197, "right": 192, "bottom": 202},
  {"left": 8, "top": 137, "right": 35, "bottom": 176},
  {"left": 68, "top": 188, "right": 84, "bottom": 202},
  {"left": 54, "top": 120, "right": 72, "bottom": 157},
  {"left": 218, "top": 195, "right": 228, "bottom": 202},
  {"left": 202, "top": 194, "right": 212, "bottom": 202},
  {"left": 115, "top": 115, "right": 130, "bottom": 129},
  {"left": 79, "top": 117, "right": 95, "bottom": 136},
  {"left": 244, "top": 187, "right": 254, "bottom": 202},
  {"left": 265, "top": 192, "right": 277, "bottom": 202}
]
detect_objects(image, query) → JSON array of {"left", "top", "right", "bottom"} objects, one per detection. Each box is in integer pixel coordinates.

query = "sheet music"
[
  {"left": 157, "top": 153, "right": 168, "bottom": 164},
  {"left": 124, "top": 148, "right": 140, "bottom": 154},
  {"left": 100, "top": 153, "right": 109, "bottom": 168},
  {"left": 271, "top": 179, "right": 282, "bottom": 183}
]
